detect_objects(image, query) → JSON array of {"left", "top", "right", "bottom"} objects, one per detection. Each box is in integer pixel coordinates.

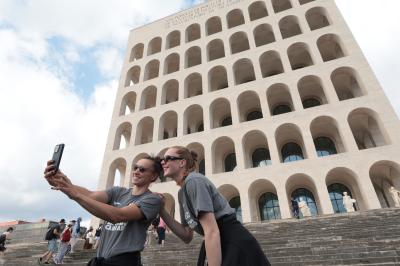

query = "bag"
[
  {"left": 45, "top": 227, "right": 56, "bottom": 241},
  {"left": 61, "top": 229, "right": 71, "bottom": 242}
]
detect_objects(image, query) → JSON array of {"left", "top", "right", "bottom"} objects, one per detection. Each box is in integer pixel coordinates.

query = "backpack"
[
  {"left": 61, "top": 229, "right": 71, "bottom": 242},
  {"left": 0, "top": 234, "right": 6, "bottom": 246},
  {"left": 45, "top": 226, "right": 56, "bottom": 241}
]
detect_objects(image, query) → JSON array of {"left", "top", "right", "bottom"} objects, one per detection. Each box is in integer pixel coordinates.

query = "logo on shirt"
[{"left": 104, "top": 222, "right": 126, "bottom": 231}]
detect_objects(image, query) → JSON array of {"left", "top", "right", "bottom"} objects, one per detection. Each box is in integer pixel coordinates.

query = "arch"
[
  {"left": 113, "top": 122, "right": 132, "bottom": 150},
  {"left": 288, "top": 42, "right": 314, "bottom": 70},
  {"left": 185, "top": 46, "right": 202, "bottom": 68},
  {"left": 259, "top": 50, "right": 284, "bottom": 77},
  {"left": 164, "top": 53, "right": 180, "bottom": 74},
  {"left": 207, "top": 39, "right": 225, "bottom": 61},
  {"left": 166, "top": 30, "right": 180, "bottom": 49},
  {"left": 248, "top": 179, "right": 279, "bottom": 222},
  {"left": 129, "top": 43, "right": 144, "bottom": 62},
  {"left": 275, "top": 123, "right": 306, "bottom": 162},
  {"left": 119, "top": 91, "right": 136, "bottom": 116},
  {"left": 144, "top": 60, "right": 160, "bottom": 81},
  {"left": 279, "top": 15, "right": 302, "bottom": 39},
  {"left": 331, "top": 67, "right": 364, "bottom": 100},
  {"left": 206, "top": 16, "right": 222, "bottom": 36},
  {"left": 286, "top": 174, "right": 320, "bottom": 217},
  {"left": 327, "top": 183, "right": 355, "bottom": 213},
  {"left": 326, "top": 167, "right": 366, "bottom": 211},
  {"left": 306, "top": 6, "right": 330, "bottom": 31},
  {"left": 370, "top": 161, "right": 400, "bottom": 208},
  {"left": 298, "top": 75, "right": 327, "bottom": 109},
  {"left": 147, "top": 37, "right": 162, "bottom": 55},
  {"left": 233, "top": 58, "right": 256, "bottom": 85},
  {"left": 218, "top": 184, "right": 242, "bottom": 222},
  {"left": 139, "top": 85, "right": 157, "bottom": 110},
  {"left": 230, "top": 31, "right": 250, "bottom": 54},
  {"left": 107, "top": 158, "right": 127, "bottom": 188},
  {"left": 310, "top": 116, "right": 345, "bottom": 156},
  {"left": 186, "top": 23, "right": 201, "bottom": 42},
  {"left": 187, "top": 142, "right": 205, "bottom": 175},
  {"left": 248, "top": 1, "right": 268, "bottom": 21},
  {"left": 212, "top": 136, "right": 236, "bottom": 173},
  {"left": 208, "top": 66, "right": 228, "bottom": 92},
  {"left": 237, "top": 90, "right": 263, "bottom": 122},
  {"left": 243, "top": 130, "right": 271, "bottom": 168},
  {"left": 272, "top": 0, "right": 292, "bottom": 13},
  {"left": 348, "top": 108, "right": 389, "bottom": 150},
  {"left": 125, "top": 66, "right": 141, "bottom": 87},
  {"left": 317, "top": 34, "right": 345, "bottom": 62},
  {"left": 163, "top": 193, "right": 176, "bottom": 218},
  {"left": 254, "top": 23, "right": 275, "bottom": 47},
  {"left": 184, "top": 104, "right": 204, "bottom": 135},
  {"left": 184, "top": 72, "right": 203, "bottom": 98},
  {"left": 161, "top": 79, "right": 179, "bottom": 105},
  {"left": 158, "top": 111, "right": 178, "bottom": 140},
  {"left": 227, "top": 9, "right": 245, "bottom": 29},
  {"left": 267, "top": 83, "right": 294, "bottom": 116},
  {"left": 210, "top": 98, "right": 232, "bottom": 129},
  {"left": 135, "top": 116, "right": 154, "bottom": 145}
]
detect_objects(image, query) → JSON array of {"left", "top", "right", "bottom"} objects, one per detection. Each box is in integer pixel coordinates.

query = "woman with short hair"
[{"left": 43, "top": 155, "right": 162, "bottom": 266}]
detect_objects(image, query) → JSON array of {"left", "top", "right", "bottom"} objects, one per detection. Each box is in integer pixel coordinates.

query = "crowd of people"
[
  {"left": 38, "top": 218, "right": 102, "bottom": 265},
  {"left": 44, "top": 146, "right": 271, "bottom": 266}
]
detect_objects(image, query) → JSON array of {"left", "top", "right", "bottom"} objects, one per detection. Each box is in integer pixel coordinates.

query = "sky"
[{"left": 0, "top": 0, "right": 399, "bottom": 227}]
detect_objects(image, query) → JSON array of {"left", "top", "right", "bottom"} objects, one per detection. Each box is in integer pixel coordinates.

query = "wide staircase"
[{"left": 3, "top": 208, "right": 400, "bottom": 265}]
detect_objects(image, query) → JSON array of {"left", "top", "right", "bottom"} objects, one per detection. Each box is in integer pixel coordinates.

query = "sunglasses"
[
  {"left": 133, "top": 165, "right": 149, "bottom": 173},
  {"left": 161, "top": 155, "right": 183, "bottom": 163}
]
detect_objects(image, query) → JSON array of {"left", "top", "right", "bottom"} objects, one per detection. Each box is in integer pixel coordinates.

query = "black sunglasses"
[
  {"left": 133, "top": 165, "right": 149, "bottom": 173},
  {"left": 161, "top": 155, "right": 183, "bottom": 163}
]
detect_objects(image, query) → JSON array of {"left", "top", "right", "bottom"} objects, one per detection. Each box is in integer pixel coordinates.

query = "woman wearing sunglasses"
[
  {"left": 159, "top": 146, "right": 270, "bottom": 266},
  {"left": 43, "top": 155, "right": 162, "bottom": 266}
]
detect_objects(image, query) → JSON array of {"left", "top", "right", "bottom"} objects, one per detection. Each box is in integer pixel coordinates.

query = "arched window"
[
  {"left": 291, "top": 188, "right": 318, "bottom": 217},
  {"left": 164, "top": 53, "right": 180, "bottom": 74},
  {"left": 147, "top": 37, "right": 162, "bottom": 55},
  {"left": 314, "top": 137, "right": 337, "bottom": 157},
  {"left": 207, "top": 39, "right": 225, "bottom": 61},
  {"left": 248, "top": 1, "right": 268, "bottom": 21},
  {"left": 166, "top": 30, "right": 180, "bottom": 49},
  {"left": 247, "top": 111, "right": 263, "bottom": 121},
  {"left": 225, "top": 153, "right": 237, "bottom": 172},
  {"left": 259, "top": 51, "right": 284, "bottom": 78},
  {"left": 227, "top": 9, "right": 245, "bottom": 29},
  {"left": 233, "top": 59, "right": 256, "bottom": 85},
  {"left": 254, "top": 24, "right": 275, "bottom": 47},
  {"left": 199, "top": 159, "right": 205, "bottom": 175},
  {"left": 300, "top": 0, "right": 314, "bottom": 4},
  {"left": 185, "top": 47, "right": 202, "bottom": 68},
  {"left": 252, "top": 148, "right": 271, "bottom": 167},
  {"left": 130, "top": 43, "right": 144, "bottom": 62},
  {"left": 279, "top": 16, "right": 302, "bottom": 39},
  {"left": 206, "top": 16, "right": 222, "bottom": 36},
  {"left": 230, "top": 32, "right": 250, "bottom": 54},
  {"left": 229, "top": 196, "right": 242, "bottom": 222},
  {"left": 273, "top": 104, "right": 292, "bottom": 115},
  {"left": 306, "top": 7, "right": 330, "bottom": 31},
  {"left": 258, "top": 193, "right": 280, "bottom": 221},
  {"left": 125, "top": 66, "right": 141, "bottom": 86},
  {"left": 302, "top": 98, "right": 321, "bottom": 109},
  {"left": 144, "top": 60, "right": 160, "bottom": 81},
  {"left": 288, "top": 43, "right": 314, "bottom": 70},
  {"left": 272, "top": 0, "right": 292, "bottom": 13},
  {"left": 209, "top": 66, "right": 228, "bottom": 91},
  {"left": 282, "top": 142, "right": 303, "bottom": 162},
  {"left": 328, "top": 183, "right": 355, "bottom": 213},
  {"left": 186, "top": 23, "right": 201, "bottom": 42}
]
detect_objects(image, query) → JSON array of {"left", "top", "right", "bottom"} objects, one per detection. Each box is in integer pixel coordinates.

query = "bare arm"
[
  {"left": 159, "top": 208, "right": 193, "bottom": 244},
  {"left": 198, "top": 212, "right": 222, "bottom": 266}
]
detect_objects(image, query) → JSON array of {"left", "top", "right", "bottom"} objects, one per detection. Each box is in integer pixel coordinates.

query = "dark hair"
[
  {"left": 6, "top": 227, "right": 13, "bottom": 232},
  {"left": 170, "top": 146, "right": 198, "bottom": 173},
  {"left": 143, "top": 155, "right": 163, "bottom": 181},
  {"left": 60, "top": 219, "right": 65, "bottom": 223}
]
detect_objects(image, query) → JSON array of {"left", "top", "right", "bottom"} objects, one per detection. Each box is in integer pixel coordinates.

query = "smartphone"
[{"left": 52, "top": 144, "right": 65, "bottom": 172}]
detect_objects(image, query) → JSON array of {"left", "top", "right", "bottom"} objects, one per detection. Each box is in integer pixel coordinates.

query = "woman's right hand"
[{"left": 44, "top": 160, "right": 72, "bottom": 188}]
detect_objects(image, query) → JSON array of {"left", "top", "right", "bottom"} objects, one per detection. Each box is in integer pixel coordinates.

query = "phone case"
[{"left": 52, "top": 144, "right": 65, "bottom": 172}]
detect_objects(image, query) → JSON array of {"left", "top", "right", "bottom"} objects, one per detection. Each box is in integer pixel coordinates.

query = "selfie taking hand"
[{"left": 44, "top": 160, "right": 77, "bottom": 199}]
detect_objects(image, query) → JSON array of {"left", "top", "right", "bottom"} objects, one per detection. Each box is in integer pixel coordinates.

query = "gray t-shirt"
[
  {"left": 97, "top": 187, "right": 161, "bottom": 258},
  {"left": 178, "top": 172, "right": 234, "bottom": 235}
]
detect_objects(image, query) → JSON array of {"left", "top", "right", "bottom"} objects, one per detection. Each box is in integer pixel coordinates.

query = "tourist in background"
[
  {"left": 53, "top": 222, "right": 73, "bottom": 264},
  {"left": 0, "top": 227, "right": 13, "bottom": 264},
  {"left": 291, "top": 197, "right": 300, "bottom": 219},
  {"left": 39, "top": 219, "right": 65, "bottom": 265},
  {"left": 43, "top": 155, "right": 162, "bottom": 266},
  {"left": 70, "top": 217, "right": 81, "bottom": 253},
  {"left": 93, "top": 224, "right": 102, "bottom": 249},
  {"left": 84, "top": 227, "right": 95, "bottom": 249},
  {"left": 159, "top": 146, "right": 270, "bottom": 266},
  {"left": 156, "top": 217, "right": 166, "bottom": 246}
]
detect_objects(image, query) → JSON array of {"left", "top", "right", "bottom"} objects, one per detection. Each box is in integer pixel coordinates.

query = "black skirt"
[{"left": 198, "top": 214, "right": 271, "bottom": 266}]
